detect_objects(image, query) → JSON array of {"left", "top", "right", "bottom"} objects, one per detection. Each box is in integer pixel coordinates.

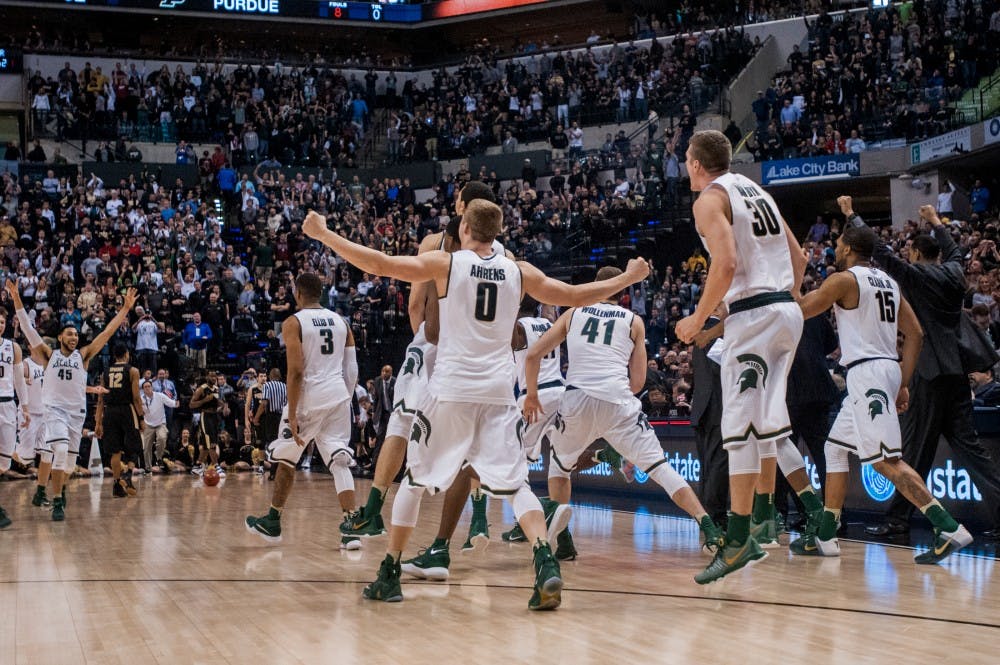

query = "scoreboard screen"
[{"left": 8, "top": 0, "right": 555, "bottom": 24}]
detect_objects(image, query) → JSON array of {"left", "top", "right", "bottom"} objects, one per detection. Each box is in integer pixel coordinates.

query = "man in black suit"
[
  {"left": 692, "top": 313, "right": 727, "bottom": 527},
  {"left": 971, "top": 369, "right": 1000, "bottom": 407},
  {"left": 371, "top": 364, "right": 396, "bottom": 452},
  {"left": 840, "top": 197, "right": 1000, "bottom": 540}
]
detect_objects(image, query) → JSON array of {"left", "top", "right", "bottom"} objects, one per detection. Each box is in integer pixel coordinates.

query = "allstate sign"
[
  {"left": 862, "top": 465, "right": 896, "bottom": 502},
  {"left": 762, "top": 154, "right": 860, "bottom": 185}
]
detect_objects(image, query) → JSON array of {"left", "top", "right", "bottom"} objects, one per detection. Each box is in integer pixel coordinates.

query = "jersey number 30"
[{"left": 745, "top": 198, "right": 781, "bottom": 237}]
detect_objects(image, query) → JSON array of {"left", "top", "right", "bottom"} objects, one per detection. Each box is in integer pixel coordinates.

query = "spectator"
[{"left": 182, "top": 312, "right": 212, "bottom": 369}]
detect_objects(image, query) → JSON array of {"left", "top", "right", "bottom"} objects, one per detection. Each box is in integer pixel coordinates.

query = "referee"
[{"left": 255, "top": 368, "right": 286, "bottom": 478}]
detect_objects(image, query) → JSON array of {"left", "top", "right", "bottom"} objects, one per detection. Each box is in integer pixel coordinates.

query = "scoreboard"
[{"left": 6, "top": 0, "right": 556, "bottom": 24}]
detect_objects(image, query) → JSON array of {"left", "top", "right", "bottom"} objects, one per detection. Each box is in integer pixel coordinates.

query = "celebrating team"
[{"left": 0, "top": 129, "right": 972, "bottom": 606}]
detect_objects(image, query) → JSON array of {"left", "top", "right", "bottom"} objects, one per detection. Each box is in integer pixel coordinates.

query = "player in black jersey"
[
  {"left": 190, "top": 370, "right": 223, "bottom": 477},
  {"left": 96, "top": 344, "right": 144, "bottom": 498}
]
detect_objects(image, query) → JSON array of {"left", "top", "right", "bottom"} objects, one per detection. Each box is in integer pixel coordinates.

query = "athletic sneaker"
[
  {"left": 0, "top": 506, "right": 11, "bottom": 529},
  {"left": 191, "top": 464, "right": 204, "bottom": 477},
  {"left": 528, "top": 543, "right": 562, "bottom": 610},
  {"left": 124, "top": 475, "right": 138, "bottom": 496},
  {"left": 541, "top": 498, "right": 572, "bottom": 544},
  {"left": 750, "top": 517, "right": 779, "bottom": 549},
  {"left": 401, "top": 544, "right": 451, "bottom": 581},
  {"left": 340, "top": 536, "right": 362, "bottom": 551},
  {"left": 362, "top": 555, "right": 403, "bottom": 602},
  {"left": 51, "top": 497, "right": 65, "bottom": 522},
  {"left": 31, "top": 486, "right": 51, "bottom": 507},
  {"left": 462, "top": 494, "right": 489, "bottom": 551},
  {"left": 695, "top": 536, "right": 768, "bottom": 585},
  {"left": 554, "top": 529, "right": 577, "bottom": 561},
  {"left": 215, "top": 465, "right": 227, "bottom": 478},
  {"left": 339, "top": 509, "right": 387, "bottom": 537},
  {"left": 112, "top": 479, "right": 129, "bottom": 498},
  {"left": 595, "top": 445, "right": 633, "bottom": 483},
  {"left": 245, "top": 509, "right": 282, "bottom": 543},
  {"left": 790, "top": 510, "right": 833, "bottom": 556},
  {"left": 502, "top": 522, "right": 527, "bottom": 543},
  {"left": 914, "top": 525, "right": 973, "bottom": 564}
]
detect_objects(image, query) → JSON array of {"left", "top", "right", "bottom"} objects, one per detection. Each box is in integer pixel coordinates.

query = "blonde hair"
[{"left": 463, "top": 199, "right": 503, "bottom": 242}]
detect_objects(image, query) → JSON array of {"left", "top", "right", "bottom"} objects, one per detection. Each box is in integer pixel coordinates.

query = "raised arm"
[
  {"left": 303, "top": 211, "right": 450, "bottom": 284},
  {"left": 675, "top": 188, "right": 737, "bottom": 343},
  {"left": 82, "top": 288, "right": 138, "bottom": 364},
  {"left": 522, "top": 308, "right": 573, "bottom": 424},
  {"left": 7, "top": 280, "right": 52, "bottom": 363},
  {"left": 519, "top": 258, "right": 649, "bottom": 308}
]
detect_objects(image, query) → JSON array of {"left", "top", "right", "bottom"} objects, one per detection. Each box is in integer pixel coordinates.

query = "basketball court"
[{"left": 1, "top": 474, "right": 996, "bottom": 664}]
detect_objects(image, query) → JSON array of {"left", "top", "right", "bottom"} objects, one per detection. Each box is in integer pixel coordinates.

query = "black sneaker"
[{"left": 112, "top": 479, "right": 128, "bottom": 498}]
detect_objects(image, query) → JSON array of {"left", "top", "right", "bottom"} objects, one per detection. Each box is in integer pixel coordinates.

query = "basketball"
[{"left": 203, "top": 467, "right": 220, "bottom": 487}]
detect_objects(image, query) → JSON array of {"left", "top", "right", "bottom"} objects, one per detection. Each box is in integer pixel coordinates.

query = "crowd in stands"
[
  {"left": 748, "top": 1, "right": 1000, "bottom": 161},
  {"left": 23, "top": 24, "right": 755, "bottom": 167}
]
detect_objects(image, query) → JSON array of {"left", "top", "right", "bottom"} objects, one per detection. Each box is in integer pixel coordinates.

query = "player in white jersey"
[
  {"left": 303, "top": 200, "right": 649, "bottom": 610},
  {"left": 340, "top": 181, "right": 505, "bottom": 552},
  {"left": 246, "top": 273, "right": 361, "bottom": 548},
  {"left": 794, "top": 221, "right": 972, "bottom": 562},
  {"left": 8, "top": 281, "right": 138, "bottom": 521},
  {"left": 674, "top": 130, "right": 808, "bottom": 584},
  {"left": 17, "top": 357, "right": 46, "bottom": 475},
  {"left": 0, "top": 313, "right": 31, "bottom": 529},
  {"left": 522, "top": 268, "right": 725, "bottom": 563}
]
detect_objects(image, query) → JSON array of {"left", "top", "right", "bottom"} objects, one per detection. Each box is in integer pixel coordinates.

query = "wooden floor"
[{"left": 1, "top": 473, "right": 998, "bottom": 665}]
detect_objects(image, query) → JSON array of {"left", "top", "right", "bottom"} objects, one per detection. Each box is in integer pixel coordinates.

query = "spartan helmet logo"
[
  {"left": 736, "top": 354, "right": 768, "bottom": 393},
  {"left": 409, "top": 412, "right": 432, "bottom": 446},
  {"left": 866, "top": 388, "right": 890, "bottom": 420},
  {"left": 401, "top": 347, "right": 424, "bottom": 377}
]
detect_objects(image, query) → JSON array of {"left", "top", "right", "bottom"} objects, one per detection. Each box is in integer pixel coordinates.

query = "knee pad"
[
  {"left": 757, "top": 438, "right": 777, "bottom": 459},
  {"left": 825, "top": 441, "right": 851, "bottom": 474},
  {"left": 52, "top": 441, "right": 69, "bottom": 471},
  {"left": 776, "top": 437, "right": 806, "bottom": 476},
  {"left": 39, "top": 450, "right": 53, "bottom": 465},
  {"left": 509, "top": 484, "right": 542, "bottom": 521},
  {"left": 727, "top": 442, "right": 761, "bottom": 475},
  {"left": 331, "top": 464, "right": 354, "bottom": 495},
  {"left": 546, "top": 447, "right": 573, "bottom": 480},
  {"left": 647, "top": 459, "right": 689, "bottom": 496},
  {"left": 390, "top": 481, "right": 424, "bottom": 528}
]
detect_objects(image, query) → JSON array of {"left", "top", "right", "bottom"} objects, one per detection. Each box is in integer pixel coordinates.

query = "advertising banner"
[{"left": 761, "top": 154, "right": 860, "bottom": 185}]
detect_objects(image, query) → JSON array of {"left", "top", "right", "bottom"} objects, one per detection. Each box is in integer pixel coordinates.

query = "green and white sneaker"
[
  {"left": 529, "top": 543, "right": 563, "bottom": 611},
  {"left": 791, "top": 510, "right": 838, "bottom": 556},
  {"left": 31, "top": 486, "right": 51, "bottom": 507},
  {"left": 750, "top": 517, "right": 780, "bottom": 549},
  {"left": 245, "top": 509, "right": 282, "bottom": 543},
  {"left": 362, "top": 555, "right": 403, "bottom": 602},
  {"left": 554, "top": 529, "right": 577, "bottom": 561},
  {"left": 339, "top": 509, "right": 387, "bottom": 538},
  {"left": 0, "top": 506, "right": 11, "bottom": 530},
  {"left": 914, "top": 525, "right": 973, "bottom": 564},
  {"left": 694, "top": 536, "right": 768, "bottom": 585},
  {"left": 541, "top": 498, "right": 572, "bottom": 544},
  {"left": 401, "top": 542, "right": 451, "bottom": 581},
  {"left": 502, "top": 522, "right": 527, "bottom": 543},
  {"left": 595, "top": 445, "right": 634, "bottom": 483},
  {"left": 462, "top": 506, "right": 490, "bottom": 552},
  {"left": 340, "top": 536, "right": 362, "bottom": 551},
  {"left": 51, "top": 497, "right": 65, "bottom": 522}
]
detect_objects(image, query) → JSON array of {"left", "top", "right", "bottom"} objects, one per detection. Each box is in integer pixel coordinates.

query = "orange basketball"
[{"left": 203, "top": 467, "right": 221, "bottom": 487}]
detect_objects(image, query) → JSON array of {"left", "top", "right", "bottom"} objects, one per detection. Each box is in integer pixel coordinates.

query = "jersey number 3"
[
  {"left": 745, "top": 198, "right": 781, "bottom": 237},
  {"left": 319, "top": 328, "right": 335, "bottom": 355}
]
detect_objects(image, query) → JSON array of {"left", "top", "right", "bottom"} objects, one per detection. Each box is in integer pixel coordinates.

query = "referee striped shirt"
[{"left": 262, "top": 381, "right": 287, "bottom": 413}]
